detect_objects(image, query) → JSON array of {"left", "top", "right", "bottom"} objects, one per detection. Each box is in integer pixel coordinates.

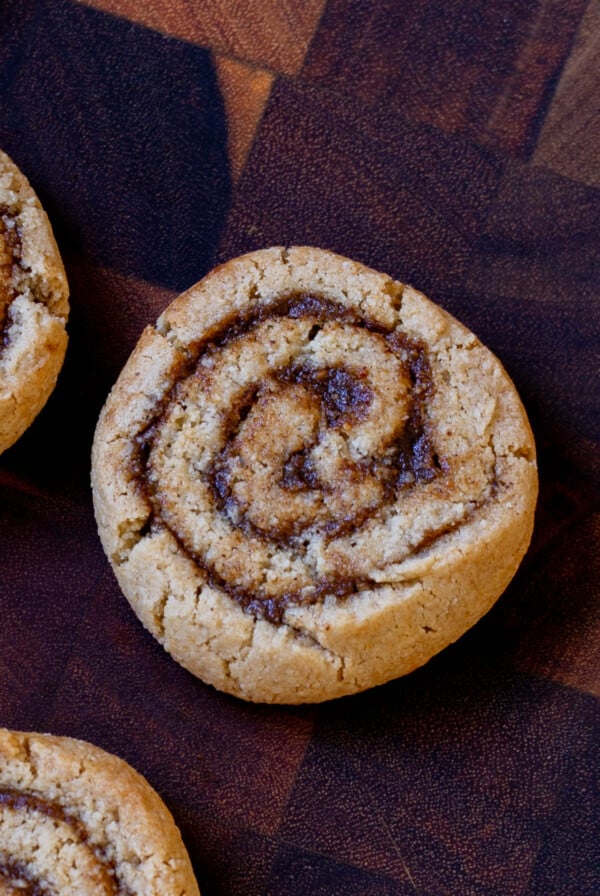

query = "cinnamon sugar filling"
[
  {"left": 0, "top": 210, "right": 21, "bottom": 343},
  {"left": 129, "top": 293, "right": 449, "bottom": 622},
  {"left": 0, "top": 789, "right": 127, "bottom": 895}
]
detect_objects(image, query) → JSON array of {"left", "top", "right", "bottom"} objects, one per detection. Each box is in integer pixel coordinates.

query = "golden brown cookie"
[
  {"left": 92, "top": 247, "right": 538, "bottom": 703},
  {"left": 0, "top": 150, "right": 69, "bottom": 454},
  {"left": 0, "top": 727, "right": 200, "bottom": 895}
]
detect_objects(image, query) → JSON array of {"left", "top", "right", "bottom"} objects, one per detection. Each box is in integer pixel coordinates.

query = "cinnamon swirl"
[
  {"left": 0, "top": 150, "right": 69, "bottom": 454},
  {"left": 0, "top": 728, "right": 200, "bottom": 895},
  {"left": 91, "top": 247, "right": 537, "bottom": 703}
]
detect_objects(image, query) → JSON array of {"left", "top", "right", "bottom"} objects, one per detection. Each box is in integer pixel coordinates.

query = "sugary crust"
[
  {"left": 0, "top": 149, "right": 69, "bottom": 454},
  {"left": 92, "top": 247, "right": 538, "bottom": 703},
  {"left": 0, "top": 728, "right": 200, "bottom": 895}
]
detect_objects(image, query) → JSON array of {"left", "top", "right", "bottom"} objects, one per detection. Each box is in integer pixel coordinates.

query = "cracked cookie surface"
[
  {"left": 92, "top": 247, "right": 538, "bottom": 703},
  {"left": 0, "top": 150, "right": 69, "bottom": 454},
  {"left": 0, "top": 727, "right": 200, "bottom": 895}
]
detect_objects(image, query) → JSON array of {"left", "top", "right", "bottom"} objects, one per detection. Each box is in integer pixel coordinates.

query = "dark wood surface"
[{"left": 1, "top": 1, "right": 598, "bottom": 893}]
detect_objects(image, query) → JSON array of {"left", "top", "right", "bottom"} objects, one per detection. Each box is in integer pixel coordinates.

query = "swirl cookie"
[
  {"left": 0, "top": 727, "right": 200, "bottom": 895},
  {"left": 92, "top": 247, "right": 537, "bottom": 703},
  {"left": 0, "top": 150, "right": 69, "bottom": 454}
]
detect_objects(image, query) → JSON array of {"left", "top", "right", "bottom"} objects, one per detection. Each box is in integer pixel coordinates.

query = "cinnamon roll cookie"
[
  {"left": 92, "top": 247, "right": 538, "bottom": 703},
  {"left": 0, "top": 727, "right": 200, "bottom": 895},
  {"left": 0, "top": 150, "right": 69, "bottom": 454}
]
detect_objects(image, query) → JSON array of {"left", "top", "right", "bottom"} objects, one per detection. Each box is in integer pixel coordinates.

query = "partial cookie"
[
  {"left": 92, "top": 247, "right": 538, "bottom": 703},
  {"left": 0, "top": 727, "right": 200, "bottom": 895},
  {"left": 0, "top": 149, "right": 69, "bottom": 454}
]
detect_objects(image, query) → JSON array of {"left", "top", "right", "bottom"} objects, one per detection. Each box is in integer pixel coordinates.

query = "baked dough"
[
  {"left": 0, "top": 727, "right": 200, "bottom": 895},
  {"left": 92, "top": 247, "right": 538, "bottom": 703},
  {"left": 0, "top": 149, "right": 69, "bottom": 454}
]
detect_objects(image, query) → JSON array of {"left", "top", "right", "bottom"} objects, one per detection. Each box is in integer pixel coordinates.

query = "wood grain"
[
  {"left": 1, "top": 3, "right": 599, "bottom": 894},
  {"left": 301, "top": 0, "right": 589, "bottom": 155},
  {"left": 214, "top": 56, "right": 274, "bottom": 182},
  {"left": 76, "top": 0, "right": 327, "bottom": 74},
  {"left": 534, "top": 0, "right": 600, "bottom": 185}
]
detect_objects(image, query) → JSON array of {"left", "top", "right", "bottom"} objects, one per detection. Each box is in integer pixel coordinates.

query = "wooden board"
[{"left": 1, "top": 1, "right": 598, "bottom": 893}]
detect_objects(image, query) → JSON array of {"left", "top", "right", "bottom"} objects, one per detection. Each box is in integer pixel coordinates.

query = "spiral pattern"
[
  {"left": 0, "top": 790, "right": 122, "bottom": 896},
  {"left": 0, "top": 729, "right": 200, "bottom": 896},
  {"left": 92, "top": 246, "right": 538, "bottom": 702},
  {"left": 136, "top": 292, "right": 448, "bottom": 622},
  {"left": 0, "top": 150, "right": 70, "bottom": 455}
]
